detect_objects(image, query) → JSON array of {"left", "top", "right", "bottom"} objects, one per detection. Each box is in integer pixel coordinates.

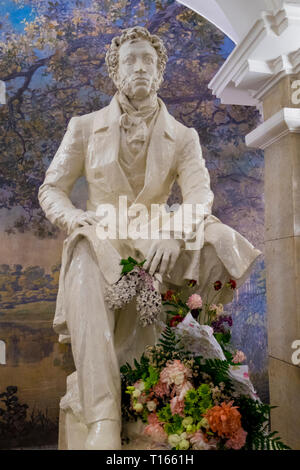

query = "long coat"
[{"left": 38, "top": 94, "right": 261, "bottom": 339}]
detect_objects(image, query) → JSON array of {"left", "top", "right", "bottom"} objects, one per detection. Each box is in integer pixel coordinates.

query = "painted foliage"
[{"left": 0, "top": 0, "right": 266, "bottom": 447}]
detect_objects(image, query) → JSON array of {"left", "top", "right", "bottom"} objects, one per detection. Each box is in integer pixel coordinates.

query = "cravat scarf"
[{"left": 117, "top": 91, "right": 159, "bottom": 155}]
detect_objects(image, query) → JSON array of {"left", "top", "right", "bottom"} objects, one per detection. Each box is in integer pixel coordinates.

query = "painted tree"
[{"left": 0, "top": 0, "right": 262, "bottom": 240}]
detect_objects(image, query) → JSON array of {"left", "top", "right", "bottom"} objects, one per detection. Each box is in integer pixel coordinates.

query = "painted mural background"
[{"left": 0, "top": 0, "right": 266, "bottom": 448}]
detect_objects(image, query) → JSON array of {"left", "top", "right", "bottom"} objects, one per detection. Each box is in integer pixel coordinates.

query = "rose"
[
  {"left": 214, "top": 280, "right": 222, "bottom": 291},
  {"left": 227, "top": 279, "right": 237, "bottom": 289}
]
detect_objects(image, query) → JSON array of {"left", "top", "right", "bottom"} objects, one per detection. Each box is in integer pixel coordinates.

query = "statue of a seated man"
[{"left": 38, "top": 26, "right": 261, "bottom": 450}]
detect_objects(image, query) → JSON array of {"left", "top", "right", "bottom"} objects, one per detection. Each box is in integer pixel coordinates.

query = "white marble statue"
[{"left": 38, "top": 26, "right": 261, "bottom": 450}]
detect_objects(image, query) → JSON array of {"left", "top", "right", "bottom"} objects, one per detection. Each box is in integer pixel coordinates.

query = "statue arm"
[
  {"left": 38, "top": 116, "right": 85, "bottom": 235},
  {"left": 176, "top": 127, "right": 214, "bottom": 217}
]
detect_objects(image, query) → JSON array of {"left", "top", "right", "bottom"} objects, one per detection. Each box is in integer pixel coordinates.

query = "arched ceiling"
[{"left": 177, "top": 0, "right": 285, "bottom": 44}]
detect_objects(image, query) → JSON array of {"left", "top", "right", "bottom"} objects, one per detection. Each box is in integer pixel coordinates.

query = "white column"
[{"left": 205, "top": 1, "right": 300, "bottom": 449}]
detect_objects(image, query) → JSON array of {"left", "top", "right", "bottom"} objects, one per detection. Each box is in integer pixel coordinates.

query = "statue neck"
[{"left": 117, "top": 90, "right": 158, "bottom": 116}]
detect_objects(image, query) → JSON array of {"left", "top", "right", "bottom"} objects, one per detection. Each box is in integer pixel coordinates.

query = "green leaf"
[
  {"left": 121, "top": 264, "right": 134, "bottom": 274},
  {"left": 120, "top": 259, "right": 130, "bottom": 265}
]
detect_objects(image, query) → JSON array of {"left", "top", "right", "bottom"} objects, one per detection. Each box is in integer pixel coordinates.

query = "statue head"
[{"left": 105, "top": 26, "right": 168, "bottom": 100}]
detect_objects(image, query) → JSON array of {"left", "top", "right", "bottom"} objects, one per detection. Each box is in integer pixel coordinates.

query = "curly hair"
[{"left": 105, "top": 26, "right": 168, "bottom": 86}]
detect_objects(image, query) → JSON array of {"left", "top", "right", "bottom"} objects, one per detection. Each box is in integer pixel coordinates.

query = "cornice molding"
[
  {"left": 209, "top": 2, "right": 300, "bottom": 106},
  {"left": 245, "top": 107, "right": 300, "bottom": 148}
]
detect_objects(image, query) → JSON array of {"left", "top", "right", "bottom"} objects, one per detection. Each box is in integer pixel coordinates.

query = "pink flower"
[
  {"left": 143, "top": 413, "right": 168, "bottom": 443},
  {"left": 243, "top": 372, "right": 249, "bottom": 379},
  {"left": 225, "top": 427, "right": 247, "bottom": 450},
  {"left": 233, "top": 350, "right": 246, "bottom": 364},
  {"left": 133, "top": 379, "right": 145, "bottom": 391},
  {"left": 190, "top": 431, "right": 216, "bottom": 450},
  {"left": 153, "top": 379, "right": 169, "bottom": 398},
  {"left": 187, "top": 294, "right": 202, "bottom": 310},
  {"left": 178, "top": 381, "right": 194, "bottom": 401},
  {"left": 160, "top": 360, "right": 193, "bottom": 390},
  {"left": 170, "top": 396, "right": 185, "bottom": 417},
  {"left": 210, "top": 303, "right": 224, "bottom": 317}
]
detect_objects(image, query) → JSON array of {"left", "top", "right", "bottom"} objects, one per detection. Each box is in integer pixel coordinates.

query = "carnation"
[
  {"left": 225, "top": 427, "right": 247, "bottom": 450},
  {"left": 187, "top": 294, "right": 202, "bottom": 310},
  {"left": 143, "top": 413, "right": 168, "bottom": 443},
  {"left": 170, "top": 396, "right": 185, "bottom": 417},
  {"left": 232, "top": 350, "right": 246, "bottom": 364},
  {"left": 153, "top": 379, "right": 169, "bottom": 398},
  {"left": 160, "top": 360, "right": 193, "bottom": 390},
  {"left": 190, "top": 430, "right": 213, "bottom": 450}
]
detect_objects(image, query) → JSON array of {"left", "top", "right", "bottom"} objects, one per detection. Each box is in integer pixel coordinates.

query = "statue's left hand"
[{"left": 143, "top": 239, "right": 182, "bottom": 276}]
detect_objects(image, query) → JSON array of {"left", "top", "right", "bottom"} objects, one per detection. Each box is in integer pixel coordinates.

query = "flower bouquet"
[{"left": 114, "top": 264, "right": 289, "bottom": 451}]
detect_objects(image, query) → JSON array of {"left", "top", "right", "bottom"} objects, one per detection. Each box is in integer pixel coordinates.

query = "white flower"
[
  {"left": 146, "top": 400, "right": 157, "bottom": 412},
  {"left": 133, "top": 403, "right": 143, "bottom": 413},
  {"left": 135, "top": 380, "right": 145, "bottom": 392},
  {"left": 178, "top": 439, "right": 190, "bottom": 450},
  {"left": 210, "top": 303, "right": 224, "bottom": 317},
  {"left": 168, "top": 434, "right": 181, "bottom": 447},
  {"left": 132, "top": 389, "right": 141, "bottom": 398}
]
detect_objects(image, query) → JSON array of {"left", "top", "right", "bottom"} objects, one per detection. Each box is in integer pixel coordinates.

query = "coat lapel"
[
  {"left": 92, "top": 95, "right": 135, "bottom": 200},
  {"left": 133, "top": 98, "right": 176, "bottom": 205},
  {"left": 92, "top": 94, "right": 176, "bottom": 205}
]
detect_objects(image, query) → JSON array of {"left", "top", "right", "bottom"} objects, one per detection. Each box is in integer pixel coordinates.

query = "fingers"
[
  {"left": 149, "top": 250, "right": 163, "bottom": 276},
  {"left": 167, "top": 251, "right": 177, "bottom": 274},
  {"left": 159, "top": 250, "right": 171, "bottom": 276},
  {"left": 144, "top": 246, "right": 156, "bottom": 271},
  {"left": 78, "top": 212, "right": 99, "bottom": 226}
]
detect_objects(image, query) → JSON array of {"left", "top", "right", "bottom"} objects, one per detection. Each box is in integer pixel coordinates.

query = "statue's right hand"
[{"left": 69, "top": 210, "right": 100, "bottom": 233}]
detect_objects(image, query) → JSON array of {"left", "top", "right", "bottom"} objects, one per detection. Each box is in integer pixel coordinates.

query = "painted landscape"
[{"left": 0, "top": 0, "right": 266, "bottom": 448}]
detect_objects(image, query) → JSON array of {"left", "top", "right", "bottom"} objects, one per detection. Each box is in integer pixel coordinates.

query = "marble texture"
[
  {"left": 269, "top": 357, "right": 300, "bottom": 450},
  {"left": 265, "top": 236, "right": 300, "bottom": 364},
  {"left": 264, "top": 133, "right": 300, "bottom": 241}
]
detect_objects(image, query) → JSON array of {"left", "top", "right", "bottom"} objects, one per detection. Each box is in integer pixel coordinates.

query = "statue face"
[{"left": 116, "top": 39, "right": 160, "bottom": 99}]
